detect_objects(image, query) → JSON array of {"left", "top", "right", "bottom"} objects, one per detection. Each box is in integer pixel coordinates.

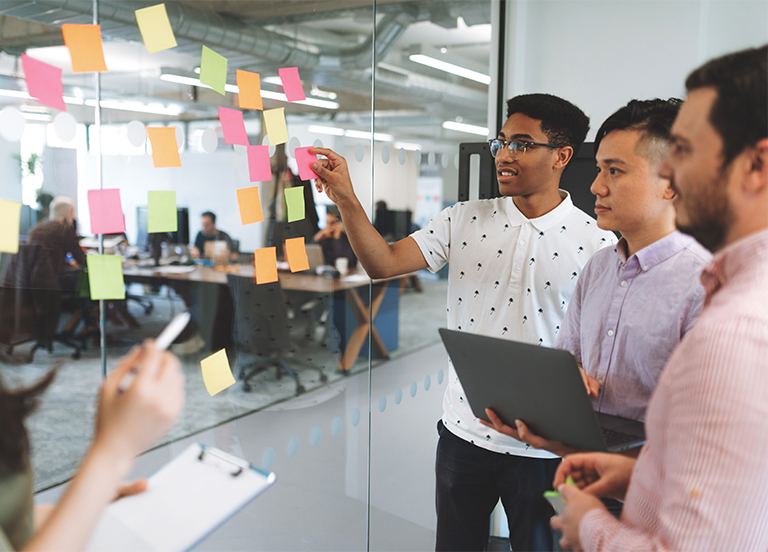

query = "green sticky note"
[
  {"left": 87, "top": 255, "right": 125, "bottom": 300},
  {"left": 199, "top": 46, "right": 227, "bottom": 95},
  {"left": 284, "top": 186, "right": 305, "bottom": 223},
  {"left": 0, "top": 199, "right": 21, "bottom": 254},
  {"left": 148, "top": 191, "right": 177, "bottom": 233}
]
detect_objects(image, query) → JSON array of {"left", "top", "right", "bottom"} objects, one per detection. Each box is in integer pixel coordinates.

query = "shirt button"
[
  {"left": 525, "top": 223, "right": 530, "bottom": 227},
  {"left": 514, "top": 264, "right": 521, "bottom": 271},
  {"left": 620, "top": 280, "right": 628, "bottom": 287},
  {"left": 643, "top": 265, "right": 649, "bottom": 271},
  {"left": 607, "top": 329, "right": 614, "bottom": 337},
  {"left": 519, "top": 240, "right": 525, "bottom": 246}
]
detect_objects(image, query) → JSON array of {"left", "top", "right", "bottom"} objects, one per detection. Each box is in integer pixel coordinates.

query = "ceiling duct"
[{"left": 0, "top": 0, "right": 489, "bottom": 113}]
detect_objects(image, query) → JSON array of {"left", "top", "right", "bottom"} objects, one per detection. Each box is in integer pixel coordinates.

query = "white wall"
[{"left": 503, "top": 0, "right": 768, "bottom": 138}]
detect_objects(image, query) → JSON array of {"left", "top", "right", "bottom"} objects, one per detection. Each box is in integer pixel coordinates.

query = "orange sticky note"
[
  {"left": 236, "top": 186, "right": 264, "bottom": 225},
  {"left": 285, "top": 237, "right": 310, "bottom": 273},
  {"left": 62, "top": 24, "right": 107, "bottom": 73},
  {"left": 254, "top": 247, "right": 278, "bottom": 284},
  {"left": 146, "top": 127, "right": 182, "bottom": 168},
  {"left": 237, "top": 70, "right": 263, "bottom": 110}
]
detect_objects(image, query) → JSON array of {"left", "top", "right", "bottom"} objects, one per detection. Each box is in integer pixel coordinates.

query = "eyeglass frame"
[{"left": 488, "top": 138, "right": 563, "bottom": 159}]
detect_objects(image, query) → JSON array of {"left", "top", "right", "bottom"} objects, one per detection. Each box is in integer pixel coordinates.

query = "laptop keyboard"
[{"left": 601, "top": 428, "right": 638, "bottom": 448}]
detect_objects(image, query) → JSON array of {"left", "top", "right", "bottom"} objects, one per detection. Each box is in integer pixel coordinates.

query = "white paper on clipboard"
[{"left": 85, "top": 443, "right": 276, "bottom": 552}]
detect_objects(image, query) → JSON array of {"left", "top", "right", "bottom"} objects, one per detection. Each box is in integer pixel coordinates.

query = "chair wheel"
[
  {"left": 320, "top": 374, "right": 328, "bottom": 382},
  {"left": 243, "top": 383, "right": 251, "bottom": 392},
  {"left": 145, "top": 305, "right": 154, "bottom": 315},
  {"left": 296, "top": 385, "right": 306, "bottom": 394},
  {"left": 72, "top": 350, "right": 81, "bottom": 360}
]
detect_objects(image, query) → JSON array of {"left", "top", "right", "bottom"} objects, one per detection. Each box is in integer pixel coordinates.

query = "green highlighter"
[{"left": 543, "top": 475, "right": 577, "bottom": 515}]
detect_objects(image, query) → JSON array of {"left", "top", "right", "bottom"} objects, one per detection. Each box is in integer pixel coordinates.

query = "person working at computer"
[
  {"left": 26, "top": 196, "right": 85, "bottom": 292},
  {"left": 548, "top": 45, "right": 768, "bottom": 551},
  {"left": 190, "top": 211, "right": 236, "bottom": 261},
  {"left": 0, "top": 341, "right": 184, "bottom": 551},
  {"left": 313, "top": 205, "right": 357, "bottom": 270},
  {"left": 481, "top": 99, "right": 711, "bottom": 461},
  {"left": 310, "top": 93, "right": 616, "bottom": 552}
]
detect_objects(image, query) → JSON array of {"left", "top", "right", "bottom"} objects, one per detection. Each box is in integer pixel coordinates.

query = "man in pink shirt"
[{"left": 550, "top": 45, "right": 768, "bottom": 551}]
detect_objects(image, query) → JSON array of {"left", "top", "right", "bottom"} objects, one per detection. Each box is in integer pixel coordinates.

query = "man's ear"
[
  {"left": 661, "top": 178, "right": 676, "bottom": 200},
  {"left": 742, "top": 137, "right": 768, "bottom": 194},
  {"left": 554, "top": 146, "right": 574, "bottom": 171}
]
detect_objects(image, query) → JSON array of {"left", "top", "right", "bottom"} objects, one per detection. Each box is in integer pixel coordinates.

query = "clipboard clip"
[{"left": 198, "top": 447, "right": 250, "bottom": 477}]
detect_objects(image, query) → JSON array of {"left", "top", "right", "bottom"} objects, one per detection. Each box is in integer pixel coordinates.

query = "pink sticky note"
[
  {"left": 218, "top": 107, "right": 249, "bottom": 146},
  {"left": 88, "top": 189, "right": 126, "bottom": 235},
  {"left": 295, "top": 147, "right": 319, "bottom": 181},
  {"left": 21, "top": 54, "right": 66, "bottom": 111},
  {"left": 247, "top": 146, "right": 272, "bottom": 182},
  {"left": 278, "top": 67, "right": 306, "bottom": 102}
]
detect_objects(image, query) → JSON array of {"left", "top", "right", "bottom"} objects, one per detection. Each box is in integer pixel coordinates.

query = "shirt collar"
[
  {"left": 506, "top": 191, "right": 575, "bottom": 232},
  {"left": 700, "top": 227, "right": 768, "bottom": 304},
  {"left": 632, "top": 231, "right": 698, "bottom": 271}
]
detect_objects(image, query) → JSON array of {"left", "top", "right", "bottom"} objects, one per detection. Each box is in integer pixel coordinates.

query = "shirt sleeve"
[
  {"left": 580, "top": 315, "right": 768, "bottom": 551},
  {"left": 409, "top": 204, "right": 454, "bottom": 273}
]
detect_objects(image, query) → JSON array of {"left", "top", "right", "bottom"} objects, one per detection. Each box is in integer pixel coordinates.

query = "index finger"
[{"left": 309, "top": 147, "right": 341, "bottom": 160}]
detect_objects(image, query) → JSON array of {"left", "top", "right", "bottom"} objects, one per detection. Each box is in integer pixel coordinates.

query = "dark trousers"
[{"left": 435, "top": 421, "right": 560, "bottom": 552}]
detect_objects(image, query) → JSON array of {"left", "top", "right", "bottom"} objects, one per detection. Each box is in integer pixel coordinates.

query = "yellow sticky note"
[
  {"left": 86, "top": 255, "right": 125, "bottom": 300},
  {"left": 254, "top": 247, "right": 278, "bottom": 284},
  {"left": 285, "top": 237, "right": 310, "bottom": 273},
  {"left": 147, "top": 127, "right": 182, "bottom": 168},
  {"left": 263, "top": 108, "right": 288, "bottom": 146},
  {"left": 236, "top": 186, "right": 264, "bottom": 225},
  {"left": 284, "top": 186, "right": 305, "bottom": 223},
  {"left": 135, "top": 4, "right": 177, "bottom": 54},
  {"left": 0, "top": 200, "right": 21, "bottom": 254},
  {"left": 237, "top": 70, "right": 263, "bottom": 110},
  {"left": 148, "top": 191, "right": 177, "bottom": 233},
  {"left": 199, "top": 46, "right": 227, "bottom": 96},
  {"left": 200, "top": 348, "right": 236, "bottom": 396},
  {"left": 62, "top": 24, "right": 107, "bottom": 73}
]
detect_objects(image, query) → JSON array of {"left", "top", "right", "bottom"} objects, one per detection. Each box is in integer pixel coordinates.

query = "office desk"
[{"left": 122, "top": 264, "right": 402, "bottom": 371}]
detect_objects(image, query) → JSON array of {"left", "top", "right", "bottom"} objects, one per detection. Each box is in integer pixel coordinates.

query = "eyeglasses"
[{"left": 488, "top": 138, "right": 562, "bottom": 159}]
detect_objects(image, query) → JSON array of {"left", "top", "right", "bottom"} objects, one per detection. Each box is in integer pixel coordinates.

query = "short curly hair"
[{"left": 506, "top": 93, "right": 590, "bottom": 158}]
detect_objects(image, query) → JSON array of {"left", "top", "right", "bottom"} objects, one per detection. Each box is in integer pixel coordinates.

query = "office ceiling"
[{"left": 0, "top": 0, "right": 492, "bottom": 148}]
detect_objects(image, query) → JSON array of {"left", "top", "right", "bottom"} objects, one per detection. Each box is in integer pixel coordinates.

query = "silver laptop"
[
  {"left": 305, "top": 243, "right": 327, "bottom": 270},
  {"left": 438, "top": 328, "right": 645, "bottom": 452}
]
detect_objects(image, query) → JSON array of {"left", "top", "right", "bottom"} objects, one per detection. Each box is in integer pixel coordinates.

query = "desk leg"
[{"left": 338, "top": 283, "right": 392, "bottom": 372}]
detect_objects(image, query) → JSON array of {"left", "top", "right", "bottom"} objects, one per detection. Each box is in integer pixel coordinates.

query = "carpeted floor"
[{"left": 3, "top": 272, "right": 447, "bottom": 491}]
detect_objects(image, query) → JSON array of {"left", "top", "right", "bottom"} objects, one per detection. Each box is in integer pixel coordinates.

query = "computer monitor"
[{"left": 136, "top": 206, "right": 190, "bottom": 250}]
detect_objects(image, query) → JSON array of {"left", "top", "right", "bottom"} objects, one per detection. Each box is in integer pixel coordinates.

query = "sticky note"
[
  {"left": 247, "top": 145, "right": 272, "bottom": 182},
  {"left": 147, "top": 191, "right": 177, "bottom": 233},
  {"left": 199, "top": 46, "right": 227, "bottom": 95},
  {"left": 200, "top": 348, "right": 236, "bottom": 396},
  {"left": 62, "top": 24, "right": 107, "bottom": 73},
  {"left": 86, "top": 255, "right": 125, "bottom": 300},
  {"left": 218, "top": 107, "right": 248, "bottom": 146},
  {"left": 88, "top": 189, "right": 126, "bottom": 235},
  {"left": 0, "top": 200, "right": 21, "bottom": 254},
  {"left": 285, "top": 237, "right": 310, "bottom": 273},
  {"left": 284, "top": 186, "right": 305, "bottom": 223},
  {"left": 147, "top": 127, "right": 182, "bottom": 168},
  {"left": 135, "top": 3, "right": 177, "bottom": 54},
  {"left": 295, "top": 147, "right": 319, "bottom": 181},
  {"left": 236, "top": 186, "right": 264, "bottom": 225},
  {"left": 21, "top": 54, "right": 65, "bottom": 111},
  {"left": 237, "top": 70, "right": 263, "bottom": 110},
  {"left": 254, "top": 247, "right": 278, "bottom": 284},
  {"left": 263, "top": 108, "right": 288, "bottom": 146},
  {"left": 278, "top": 67, "right": 306, "bottom": 102}
]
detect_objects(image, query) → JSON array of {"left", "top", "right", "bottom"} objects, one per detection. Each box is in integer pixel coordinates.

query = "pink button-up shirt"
[{"left": 580, "top": 228, "right": 768, "bottom": 551}]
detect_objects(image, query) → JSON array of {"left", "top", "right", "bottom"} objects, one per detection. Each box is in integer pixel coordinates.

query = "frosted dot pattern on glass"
[
  {"left": 53, "top": 112, "right": 76, "bottom": 143},
  {"left": 335, "top": 140, "right": 346, "bottom": 157},
  {"left": 438, "top": 369, "right": 444, "bottom": 384},
  {"left": 441, "top": 152, "right": 449, "bottom": 168},
  {"left": 261, "top": 447, "right": 275, "bottom": 470},
  {"left": 413, "top": 150, "right": 422, "bottom": 166},
  {"left": 200, "top": 127, "right": 218, "bottom": 153},
  {"left": 381, "top": 145, "right": 390, "bottom": 164},
  {"left": 126, "top": 120, "right": 146, "bottom": 148},
  {"left": 261, "top": 133, "right": 276, "bottom": 156},
  {"left": 288, "top": 136, "right": 300, "bottom": 158},
  {"left": 0, "top": 107, "right": 25, "bottom": 142},
  {"left": 354, "top": 143, "right": 364, "bottom": 163},
  {"left": 310, "top": 426, "right": 322, "bottom": 446},
  {"left": 233, "top": 144, "right": 247, "bottom": 156},
  {"left": 378, "top": 395, "right": 387, "bottom": 412},
  {"left": 410, "top": 382, "right": 418, "bottom": 398},
  {"left": 428, "top": 151, "right": 436, "bottom": 167},
  {"left": 394, "top": 388, "right": 403, "bottom": 405},
  {"left": 313, "top": 138, "right": 323, "bottom": 149},
  {"left": 398, "top": 148, "right": 406, "bottom": 165},
  {"left": 351, "top": 408, "right": 362, "bottom": 427},
  {"left": 424, "top": 375, "right": 431, "bottom": 391},
  {"left": 332, "top": 416, "right": 342, "bottom": 436},
  {"left": 287, "top": 436, "right": 300, "bottom": 457}
]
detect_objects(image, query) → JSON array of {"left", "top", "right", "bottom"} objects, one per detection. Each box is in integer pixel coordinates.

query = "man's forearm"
[{"left": 336, "top": 197, "right": 401, "bottom": 278}]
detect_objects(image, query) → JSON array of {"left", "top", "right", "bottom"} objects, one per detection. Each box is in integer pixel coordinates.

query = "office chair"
[
  {"left": 227, "top": 274, "right": 306, "bottom": 393},
  {"left": 0, "top": 243, "right": 84, "bottom": 360}
]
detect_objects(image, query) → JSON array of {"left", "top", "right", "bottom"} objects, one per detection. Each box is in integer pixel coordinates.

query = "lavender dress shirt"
[{"left": 555, "top": 230, "right": 711, "bottom": 421}]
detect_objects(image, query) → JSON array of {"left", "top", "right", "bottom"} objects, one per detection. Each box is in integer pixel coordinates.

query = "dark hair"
[
  {"left": 201, "top": 211, "right": 216, "bottom": 223},
  {"left": 505, "top": 93, "right": 590, "bottom": 158},
  {"left": 685, "top": 44, "right": 768, "bottom": 166},
  {"left": 594, "top": 98, "right": 682, "bottom": 165},
  {"left": 0, "top": 369, "right": 57, "bottom": 473}
]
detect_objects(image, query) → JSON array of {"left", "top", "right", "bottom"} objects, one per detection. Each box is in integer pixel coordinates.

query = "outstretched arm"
[{"left": 310, "top": 147, "right": 428, "bottom": 279}]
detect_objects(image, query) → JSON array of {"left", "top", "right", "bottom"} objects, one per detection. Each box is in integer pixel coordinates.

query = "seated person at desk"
[
  {"left": 190, "top": 212, "right": 236, "bottom": 261},
  {"left": 0, "top": 342, "right": 184, "bottom": 551},
  {"left": 26, "top": 196, "right": 85, "bottom": 292},
  {"left": 313, "top": 205, "right": 357, "bottom": 269}
]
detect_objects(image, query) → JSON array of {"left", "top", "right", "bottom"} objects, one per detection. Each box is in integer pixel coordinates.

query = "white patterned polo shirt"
[{"left": 411, "top": 191, "right": 616, "bottom": 458}]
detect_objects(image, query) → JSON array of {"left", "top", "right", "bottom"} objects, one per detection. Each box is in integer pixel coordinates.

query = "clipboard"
[{"left": 85, "top": 443, "right": 276, "bottom": 552}]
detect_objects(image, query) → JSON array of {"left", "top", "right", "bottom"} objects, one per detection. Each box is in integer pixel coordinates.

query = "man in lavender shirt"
[{"left": 482, "top": 99, "right": 712, "bottom": 456}]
